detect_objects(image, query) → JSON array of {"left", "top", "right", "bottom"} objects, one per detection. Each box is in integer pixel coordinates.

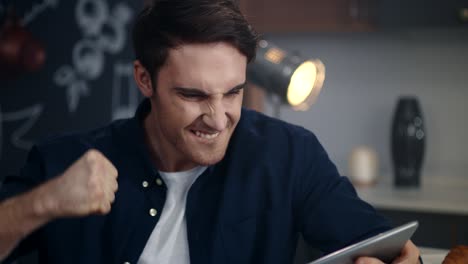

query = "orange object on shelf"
[{"left": 0, "top": 8, "right": 45, "bottom": 78}]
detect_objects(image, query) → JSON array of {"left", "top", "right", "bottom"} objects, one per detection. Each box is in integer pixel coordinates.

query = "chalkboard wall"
[{"left": 0, "top": 0, "right": 144, "bottom": 182}]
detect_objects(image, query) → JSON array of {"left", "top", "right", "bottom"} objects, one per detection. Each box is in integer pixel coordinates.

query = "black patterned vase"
[{"left": 391, "top": 96, "right": 425, "bottom": 187}]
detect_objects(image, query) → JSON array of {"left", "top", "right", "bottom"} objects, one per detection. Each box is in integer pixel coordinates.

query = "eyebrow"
[{"left": 173, "top": 81, "right": 246, "bottom": 96}]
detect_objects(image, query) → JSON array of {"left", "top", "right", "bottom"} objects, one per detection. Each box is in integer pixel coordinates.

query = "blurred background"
[{"left": 1, "top": 0, "right": 467, "bottom": 263}]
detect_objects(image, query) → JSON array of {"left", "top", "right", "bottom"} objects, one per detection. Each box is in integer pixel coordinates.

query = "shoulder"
[
  {"left": 227, "top": 108, "right": 327, "bottom": 171},
  {"left": 33, "top": 118, "right": 132, "bottom": 177},
  {"left": 236, "top": 108, "right": 322, "bottom": 149},
  {"left": 37, "top": 120, "right": 121, "bottom": 152}
]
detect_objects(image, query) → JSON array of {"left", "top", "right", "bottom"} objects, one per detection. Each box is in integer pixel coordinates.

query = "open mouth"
[{"left": 190, "top": 129, "right": 220, "bottom": 140}]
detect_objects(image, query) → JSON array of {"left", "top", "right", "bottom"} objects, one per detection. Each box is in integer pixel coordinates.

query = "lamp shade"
[{"left": 247, "top": 40, "right": 325, "bottom": 111}]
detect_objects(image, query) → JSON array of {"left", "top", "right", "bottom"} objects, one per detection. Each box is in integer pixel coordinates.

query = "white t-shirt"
[{"left": 137, "top": 166, "right": 207, "bottom": 264}]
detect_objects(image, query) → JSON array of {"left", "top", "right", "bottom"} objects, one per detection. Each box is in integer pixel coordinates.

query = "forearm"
[
  {"left": 0, "top": 149, "right": 119, "bottom": 261},
  {"left": 0, "top": 181, "right": 56, "bottom": 261}
]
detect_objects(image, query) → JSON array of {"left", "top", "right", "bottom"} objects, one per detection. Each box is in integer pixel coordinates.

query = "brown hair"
[{"left": 132, "top": 0, "right": 259, "bottom": 84}]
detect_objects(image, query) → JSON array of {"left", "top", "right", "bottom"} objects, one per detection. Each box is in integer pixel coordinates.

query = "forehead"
[{"left": 161, "top": 42, "right": 247, "bottom": 91}]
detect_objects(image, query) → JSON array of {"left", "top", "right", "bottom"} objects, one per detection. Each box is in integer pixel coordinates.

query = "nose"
[{"left": 202, "top": 100, "right": 227, "bottom": 131}]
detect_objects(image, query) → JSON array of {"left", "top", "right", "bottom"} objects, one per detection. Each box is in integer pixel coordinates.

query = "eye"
[
  {"left": 180, "top": 92, "right": 206, "bottom": 100},
  {"left": 226, "top": 88, "right": 242, "bottom": 97},
  {"left": 183, "top": 93, "right": 202, "bottom": 98}
]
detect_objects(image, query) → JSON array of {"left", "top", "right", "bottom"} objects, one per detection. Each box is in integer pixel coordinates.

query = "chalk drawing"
[
  {"left": 54, "top": 65, "right": 90, "bottom": 112},
  {"left": 22, "top": 0, "right": 60, "bottom": 25},
  {"left": 0, "top": 104, "right": 44, "bottom": 160},
  {"left": 97, "top": 3, "right": 133, "bottom": 54},
  {"left": 73, "top": 39, "right": 105, "bottom": 80},
  {"left": 76, "top": 0, "right": 109, "bottom": 36},
  {"left": 54, "top": 0, "right": 133, "bottom": 113},
  {"left": 111, "top": 62, "right": 139, "bottom": 120}
]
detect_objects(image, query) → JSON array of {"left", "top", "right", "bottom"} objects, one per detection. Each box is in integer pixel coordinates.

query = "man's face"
[{"left": 144, "top": 42, "right": 247, "bottom": 171}]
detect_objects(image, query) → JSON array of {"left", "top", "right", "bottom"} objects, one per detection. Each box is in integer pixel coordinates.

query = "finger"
[
  {"left": 103, "top": 178, "right": 118, "bottom": 197},
  {"left": 111, "top": 165, "right": 118, "bottom": 179},
  {"left": 103, "top": 202, "right": 110, "bottom": 213},
  {"left": 104, "top": 167, "right": 118, "bottom": 185},
  {"left": 392, "top": 241, "right": 420, "bottom": 264},
  {"left": 84, "top": 149, "right": 103, "bottom": 167},
  {"left": 106, "top": 163, "right": 118, "bottom": 180},
  {"left": 355, "top": 257, "right": 385, "bottom": 264},
  {"left": 87, "top": 149, "right": 117, "bottom": 180},
  {"left": 101, "top": 156, "right": 118, "bottom": 179},
  {"left": 391, "top": 255, "right": 405, "bottom": 264},
  {"left": 108, "top": 191, "right": 116, "bottom": 204},
  {"left": 114, "top": 181, "right": 118, "bottom": 192},
  {"left": 391, "top": 248, "right": 408, "bottom": 263},
  {"left": 90, "top": 199, "right": 105, "bottom": 214},
  {"left": 95, "top": 199, "right": 112, "bottom": 215},
  {"left": 106, "top": 179, "right": 118, "bottom": 193},
  {"left": 97, "top": 167, "right": 117, "bottom": 193},
  {"left": 102, "top": 185, "right": 116, "bottom": 203}
]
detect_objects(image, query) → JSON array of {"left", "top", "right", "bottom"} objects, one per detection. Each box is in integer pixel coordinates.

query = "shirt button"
[
  {"left": 142, "top": 181, "right": 149, "bottom": 188},
  {"left": 156, "top": 178, "right": 163, "bottom": 186},
  {"left": 149, "top": 208, "right": 158, "bottom": 217}
]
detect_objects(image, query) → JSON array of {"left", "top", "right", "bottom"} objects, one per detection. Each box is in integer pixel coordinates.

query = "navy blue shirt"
[{"left": 1, "top": 99, "right": 391, "bottom": 264}]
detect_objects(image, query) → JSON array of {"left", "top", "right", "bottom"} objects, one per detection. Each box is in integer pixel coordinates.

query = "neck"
[{"left": 143, "top": 113, "right": 198, "bottom": 172}]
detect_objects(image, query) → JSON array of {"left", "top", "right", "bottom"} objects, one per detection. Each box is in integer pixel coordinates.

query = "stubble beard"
[{"left": 175, "top": 130, "right": 229, "bottom": 167}]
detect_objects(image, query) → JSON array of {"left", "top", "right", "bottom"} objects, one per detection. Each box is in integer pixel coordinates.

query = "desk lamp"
[{"left": 247, "top": 40, "right": 325, "bottom": 112}]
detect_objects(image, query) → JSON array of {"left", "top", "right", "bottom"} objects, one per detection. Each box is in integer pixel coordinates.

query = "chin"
[{"left": 191, "top": 151, "right": 226, "bottom": 166}]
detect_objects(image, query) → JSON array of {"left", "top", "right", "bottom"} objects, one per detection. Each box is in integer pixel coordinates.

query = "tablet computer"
[{"left": 308, "top": 221, "right": 419, "bottom": 264}]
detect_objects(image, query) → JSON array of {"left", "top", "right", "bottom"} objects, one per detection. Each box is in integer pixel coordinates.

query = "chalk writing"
[
  {"left": 112, "top": 62, "right": 139, "bottom": 120},
  {"left": 76, "top": 0, "right": 109, "bottom": 36},
  {"left": 0, "top": 104, "right": 44, "bottom": 160},
  {"left": 54, "top": 65, "right": 90, "bottom": 112},
  {"left": 54, "top": 0, "right": 133, "bottom": 113},
  {"left": 22, "top": 0, "right": 60, "bottom": 25}
]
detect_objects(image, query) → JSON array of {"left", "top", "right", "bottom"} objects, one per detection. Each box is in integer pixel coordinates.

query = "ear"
[{"left": 133, "top": 60, "right": 154, "bottom": 97}]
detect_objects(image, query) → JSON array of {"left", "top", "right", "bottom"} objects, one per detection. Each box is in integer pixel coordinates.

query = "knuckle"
[
  {"left": 96, "top": 189, "right": 105, "bottom": 200},
  {"left": 105, "top": 163, "right": 118, "bottom": 179},
  {"left": 100, "top": 203, "right": 111, "bottom": 214},
  {"left": 110, "top": 165, "right": 118, "bottom": 177},
  {"left": 90, "top": 202, "right": 101, "bottom": 213},
  {"left": 109, "top": 192, "right": 116, "bottom": 203},
  {"left": 90, "top": 186, "right": 105, "bottom": 201},
  {"left": 85, "top": 150, "right": 105, "bottom": 171},
  {"left": 84, "top": 149, "right": 99, "bottom": 162},
  {"left": 87, "top": 176, "right": 99, "bottom": 192}
]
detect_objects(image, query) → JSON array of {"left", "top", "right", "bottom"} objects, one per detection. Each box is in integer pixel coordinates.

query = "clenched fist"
[{"left": 41, "top": 149, "right": 119, "bottom": 218}]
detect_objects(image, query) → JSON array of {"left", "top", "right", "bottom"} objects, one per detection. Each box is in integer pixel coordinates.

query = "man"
[{"left": 0, "top": 0, "right": 420, "bottom": 263}]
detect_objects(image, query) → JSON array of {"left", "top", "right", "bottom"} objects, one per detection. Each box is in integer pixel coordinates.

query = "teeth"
[{"left": 194, "top": 130, "right": 219, "bottom": 139}]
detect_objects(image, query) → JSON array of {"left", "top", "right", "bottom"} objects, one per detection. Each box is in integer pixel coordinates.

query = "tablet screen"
[{"left": 308, "top": 221, "right": 419, "bottom": 264}]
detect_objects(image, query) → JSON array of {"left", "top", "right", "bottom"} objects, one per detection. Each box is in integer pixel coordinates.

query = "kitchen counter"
[
  {"left": 355, "top": 175, "right": 468, "bottom": 216},
  {"left": 420, "top": 247, "right": 449, "bottom": 264}
]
